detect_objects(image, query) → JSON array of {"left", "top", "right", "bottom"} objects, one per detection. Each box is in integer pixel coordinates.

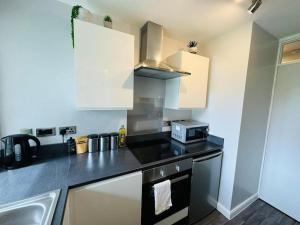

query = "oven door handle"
[
  {"left": 170, "top": 174, "right": 190, "bottom": 184},
  {"left": 152, "top": 174, "right": 190, "bottom": 190}
]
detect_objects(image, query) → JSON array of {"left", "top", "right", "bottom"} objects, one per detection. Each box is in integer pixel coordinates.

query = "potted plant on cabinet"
[
  {"left": 71, "top": 5, "right": 93, "bottom": 48},
  {"left": 103, "top": 15, "right": 112, "bottom": 28},
  {"left": 187, "top": 41, "right": 198, "bottom": 54}
]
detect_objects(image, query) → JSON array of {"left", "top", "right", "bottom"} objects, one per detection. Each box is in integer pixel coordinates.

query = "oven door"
[
  {"left": 142, "top": 170, "right": 192, "bottom": 225},
  {"left": 185, "top": 126, "right": 208, "bottom": 143}
]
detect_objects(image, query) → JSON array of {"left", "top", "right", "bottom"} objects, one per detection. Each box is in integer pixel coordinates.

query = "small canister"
[
  {"left": 87, "top": 134, "right": 99, "bottom": 153},
  {"left": 75, "top": 136, "right": 88, "bottom": 154},
  {"left": 99, "top": 133, "right": 110, "bottom": 151},
  {"left": 67, "top": 137, "right": 76, "bottom": 154},
  {"left": 110, "top": 133, "right": 119, "bottom": 150}
]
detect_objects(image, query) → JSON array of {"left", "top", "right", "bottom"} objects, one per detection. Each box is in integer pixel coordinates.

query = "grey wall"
[{"left": 232, "top": 24, "right": 278, "bottom": 208}]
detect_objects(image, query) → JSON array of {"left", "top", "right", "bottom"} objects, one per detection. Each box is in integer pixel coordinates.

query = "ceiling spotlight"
[{"left": 248, "top": 0, "right": 262, "bottom": 14}]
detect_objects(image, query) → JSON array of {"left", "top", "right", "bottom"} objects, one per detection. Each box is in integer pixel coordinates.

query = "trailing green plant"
[
  {"left": 104, "top": 15, "right": 112, "bottom": 22},
  {"left": 71, "top": 5, "right": 82, "bottom": 48},
  {"left": 187, "top": 41, "right": 198, "bottom": 48}
]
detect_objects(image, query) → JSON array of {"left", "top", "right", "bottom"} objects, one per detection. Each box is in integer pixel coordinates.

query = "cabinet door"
[
  {"left": 165, "top": 51, "right": 209, "bottom": 109},
  {"left": 68, "top": 171, "right": 142, "bottom": 225},
  {"left": 178, "top": 52, "right": 209, "bottom": 109},
  {"left": 74, "top": 19, "right": 134, "bottom": 110}
]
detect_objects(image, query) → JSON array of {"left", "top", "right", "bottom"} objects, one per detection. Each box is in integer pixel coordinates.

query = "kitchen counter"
[
  {"left": 0, "top": 137, "right": 223, "bottom": 225},
  {"left": 0, "top": 145, "right": 141, "bottom": 225}
]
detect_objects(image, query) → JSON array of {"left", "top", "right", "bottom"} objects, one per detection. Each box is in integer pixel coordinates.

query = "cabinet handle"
[{"left": 193, "top": 152, "right": 222, "bottom": 162}]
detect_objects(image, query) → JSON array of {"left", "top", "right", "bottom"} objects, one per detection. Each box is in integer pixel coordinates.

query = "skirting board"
[
  {"left": 217, "top": 202, "right": 231, "bottom": 219},
  {"left": 217, "top": 193, "right": 258, "bottom": 220}
]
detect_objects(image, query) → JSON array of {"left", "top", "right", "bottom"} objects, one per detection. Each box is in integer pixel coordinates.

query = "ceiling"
[{"left": 61, "top": 0, "right": 300, "bottom": 43}]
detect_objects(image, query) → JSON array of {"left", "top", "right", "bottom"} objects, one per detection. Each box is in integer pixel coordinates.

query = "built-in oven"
[{"left": 142, "top": 158, "right": 192, "bottom": 225}]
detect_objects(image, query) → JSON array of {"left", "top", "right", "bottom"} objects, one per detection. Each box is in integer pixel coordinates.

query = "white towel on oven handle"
[{"left": 153, "top": 179, "right": 172, "bottom": 215}]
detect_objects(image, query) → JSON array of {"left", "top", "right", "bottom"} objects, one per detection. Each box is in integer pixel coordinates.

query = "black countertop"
[{"left": 0, "top": 136, "right": 223, "bottom": 225}]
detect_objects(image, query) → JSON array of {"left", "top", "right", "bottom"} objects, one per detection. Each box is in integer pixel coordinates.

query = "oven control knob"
[
  {"left": 160, "top": 169, "right": 165, "bottom": 177},
  {"left": 176, "top": 165, "right": 180, "bottom": 172}
]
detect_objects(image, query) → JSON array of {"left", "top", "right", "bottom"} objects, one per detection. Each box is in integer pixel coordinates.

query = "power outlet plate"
[
  {"left": 59, "top": 126, "right": 77, "bottom": 135},
  {"left": 36, "top": 127, "right": 56, "bottom": 137}
]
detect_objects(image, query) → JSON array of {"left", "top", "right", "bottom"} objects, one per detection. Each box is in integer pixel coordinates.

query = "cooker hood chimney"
[{"left": 134, "top": 21, "right": 191, "bottom": 80}]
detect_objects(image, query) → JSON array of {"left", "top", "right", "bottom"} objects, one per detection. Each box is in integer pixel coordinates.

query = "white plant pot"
[
  {"left": 77, "top": 7, "right": 93, "bottom": 22},
  {"left": 188, "top": 47, "right": 198, "bottom": 54},
  {"left": 104, "top": 21, "right": 112, "bottom": 29}
]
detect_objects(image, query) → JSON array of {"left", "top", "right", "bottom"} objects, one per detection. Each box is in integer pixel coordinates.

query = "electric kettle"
[{"left": 0, "top": 134, "right": 40, "bottom": 169}]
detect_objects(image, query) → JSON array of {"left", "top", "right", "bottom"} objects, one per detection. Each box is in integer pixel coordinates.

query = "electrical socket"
[
  {"left": 36, "top": 127, "right": 56, "bottom": 137},
  {"left": 59, "top": 126, "right": 77, "bottom": 135}
]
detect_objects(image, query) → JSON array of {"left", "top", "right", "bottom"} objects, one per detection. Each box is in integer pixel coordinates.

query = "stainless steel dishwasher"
[{"left": 189, "top": 151, "right": 223, "bottom": 224}]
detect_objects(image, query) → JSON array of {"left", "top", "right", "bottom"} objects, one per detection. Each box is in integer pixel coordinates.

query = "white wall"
[
  {"left": 232, "top": 24, "right": 278, "bottom": 208},
  {"left": 192, "top": 23, "right": 253, "bottom": 211},
  {"left": 0, "top": 0, "right": 127, "bottom": 145},
  {"left": 0, "top": 0, "right": 190, "bottom": 144}
]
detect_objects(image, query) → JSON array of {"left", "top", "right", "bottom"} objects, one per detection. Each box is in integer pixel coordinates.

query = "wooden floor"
[{"left": 195, "top": 199, "right": 300, "bottom": 225}]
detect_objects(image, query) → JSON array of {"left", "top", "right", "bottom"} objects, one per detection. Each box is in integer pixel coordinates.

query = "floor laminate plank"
[
  {"left": 277, "top": 214, "right": 296, "bottom": 225},
  {"left": 196, "top": 199, "right": 299, "bottom": 225},
  {"left": 226, "top": 201, "right": 273, "bottom": 225},
  {"left": 258, "top": 208, "right": 283, "bottom": 225},
  {"left": 194, "top": 210, "right": 228, "bottom": 225},
  {"left": 227, "top": 200, "right": 265, "bottom": 225}
]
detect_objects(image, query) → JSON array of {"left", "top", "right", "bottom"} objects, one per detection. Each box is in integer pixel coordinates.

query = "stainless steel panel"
[
  {"left": 143, "top": 158, "right": 192, "bottom": 184},
  {"left": 140, "top": 22, "right": 163, "bottom": 62},
  {"left": 189, "top": 153, "right": 222, "bottom": 224},
  {"left": 127, "top": 76, "right": 164, "bottom": 135},
  {"left": 134, "top": 66, "right": 190, "bottom": 80},
  {"left": 135, "top": 21, "right": 191, "bottom": 79}
]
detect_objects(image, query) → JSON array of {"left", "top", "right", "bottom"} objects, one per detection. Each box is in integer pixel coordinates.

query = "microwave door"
[{"left": 186, "top": 127, "right": 207, "bottom": 142}]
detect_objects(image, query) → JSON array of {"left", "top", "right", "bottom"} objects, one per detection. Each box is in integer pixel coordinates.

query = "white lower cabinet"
[{"left": 63, "top": 171, "right": 142, "bottom": 225}]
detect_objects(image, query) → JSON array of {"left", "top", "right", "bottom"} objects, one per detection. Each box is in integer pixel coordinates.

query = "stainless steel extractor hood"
[{"left": 134, "top": 21, "right": 191, "bottom": 80}]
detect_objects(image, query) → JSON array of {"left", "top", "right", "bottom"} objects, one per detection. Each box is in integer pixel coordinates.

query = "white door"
[{"left": 260, "top": 62, "right": 300, "bottom": 221}]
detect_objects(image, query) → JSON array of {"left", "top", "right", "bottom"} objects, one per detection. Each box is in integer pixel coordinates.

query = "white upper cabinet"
[
  {"left": 74, "top": 19, "right": 134, "bottom": 110},
  {"left": 164, "top": 51, "right": 209, "bottom": 109}
]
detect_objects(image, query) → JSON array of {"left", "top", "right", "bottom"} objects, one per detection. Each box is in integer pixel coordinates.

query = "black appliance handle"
[
  {"left": 26, "top": 135, "right": 41, "bottom": 155},
  {"left": 193, "top": 151, "right": 222, "bottom": 162},
  {"left": 0, "top": 137, "right": 8, "bottom": 144},
  {"left": 170, "top": 174, "right": 189, "bottom": 184},
  {"left": 151, "top": 174, "right": 190, "bottom": 191}
]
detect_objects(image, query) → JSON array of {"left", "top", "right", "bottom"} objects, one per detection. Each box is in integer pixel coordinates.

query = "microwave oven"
[{"left": 171, "top": 120, "right": 209, "bottom": 144}]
